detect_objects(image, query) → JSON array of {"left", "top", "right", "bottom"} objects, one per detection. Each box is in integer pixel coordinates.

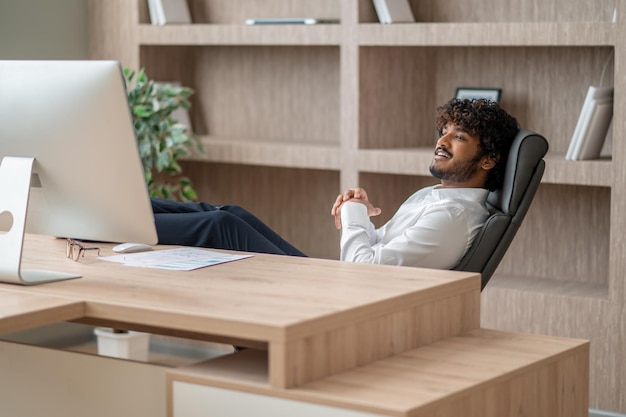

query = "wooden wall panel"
[
  {"left": 87, "top": 0, "right": 139, "bottom": 68},
  {"left": 359, "top": 47, "right": 437, "bottom": 149}
]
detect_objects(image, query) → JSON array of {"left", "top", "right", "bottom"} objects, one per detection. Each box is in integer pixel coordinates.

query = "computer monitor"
[{"left": 0, "top": 60, "right": 158, "bottom": 285}]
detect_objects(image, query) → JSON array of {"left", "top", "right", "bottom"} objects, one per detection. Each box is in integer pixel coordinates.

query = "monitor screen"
[{"left": 0, "top": 60, "right": 158, "bottom": 284}]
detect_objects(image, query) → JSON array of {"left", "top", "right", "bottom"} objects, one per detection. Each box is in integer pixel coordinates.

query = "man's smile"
[{"left": 434, "top": 147, "right": 452, "bottom": 159}]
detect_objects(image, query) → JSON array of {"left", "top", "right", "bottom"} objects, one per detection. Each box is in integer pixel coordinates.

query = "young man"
[
  {"left": 154, "top": 98, "right": 518, "bottom": 270},
  {"left": 331, "top": 98, "right": 519, "bottom": 269}
]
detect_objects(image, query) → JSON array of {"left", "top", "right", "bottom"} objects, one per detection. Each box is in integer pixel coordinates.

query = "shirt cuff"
[{"left": 340, "top": 201, "right": 370, "bottom": 226}]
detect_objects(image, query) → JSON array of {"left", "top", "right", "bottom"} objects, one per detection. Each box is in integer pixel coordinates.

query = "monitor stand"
[{"left": 0, "top": 156, "right": 81, "bottom": 285}]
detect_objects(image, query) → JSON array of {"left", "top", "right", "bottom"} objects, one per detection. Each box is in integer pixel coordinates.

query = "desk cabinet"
[{"left": 88, "top": 0, "right": 625, "bottom": 411}]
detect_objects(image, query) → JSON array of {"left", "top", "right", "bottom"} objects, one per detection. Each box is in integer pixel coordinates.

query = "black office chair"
[{"left": 452, "top": 129, "right": 549, "bottom": 290}]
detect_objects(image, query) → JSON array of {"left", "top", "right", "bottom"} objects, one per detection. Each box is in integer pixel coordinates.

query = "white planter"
[{"left": 94, "top": 328, "right": 150, "bottom": 361}]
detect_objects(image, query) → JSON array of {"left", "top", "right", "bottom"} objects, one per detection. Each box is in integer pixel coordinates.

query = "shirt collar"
[{"left": 431, "top": 185, "right": 489, "bottom": 202}]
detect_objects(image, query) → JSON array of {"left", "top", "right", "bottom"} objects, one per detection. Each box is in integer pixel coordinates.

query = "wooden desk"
[
  {"left": 0, "top": 235, "right": 588, "bottom": 417},
  {"left": 0, "top": 235, "right": 480, "bottom": 388}
]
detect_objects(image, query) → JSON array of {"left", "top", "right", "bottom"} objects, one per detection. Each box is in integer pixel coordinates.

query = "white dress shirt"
[{"left": 339, "top": 185, "right": 489, "bottom": 270}]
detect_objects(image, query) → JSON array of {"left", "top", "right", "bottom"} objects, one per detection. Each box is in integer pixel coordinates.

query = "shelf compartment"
[
  {"left": 359, "top": 0, "right": 618, "bottom": 24},
  {"left": 185, "top": 0, "right": 340, "bottom": 25},
  {"left": 358, "top": 22, "right": 615, "bottom": 46},
  {"left": 138, "top": 0, "right": 341, "bottom": 26},
  {"left": 359, "top": 45, "right": 614, "bottom": 154},
  {"left": 140, "top": 45, "right": 340, "bottom": 146},
  {"left": 496, "top": 183, "right": 610, "bottom": 287},
  {"left": 138, "top": 24, "right": 342, "bottom": 46},
  {"left": 186, "top": 137, "right": 343, "bottom": 170}
]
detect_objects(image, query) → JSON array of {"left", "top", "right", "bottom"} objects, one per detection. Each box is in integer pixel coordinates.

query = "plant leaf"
[{"left": 124, "top": 67, "right": 202, "bottom": 202}]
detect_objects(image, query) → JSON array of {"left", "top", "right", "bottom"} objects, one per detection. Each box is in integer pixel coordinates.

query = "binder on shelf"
[
  {"left": 566, "top": 86, "right": 614, "bottom": 161},
  {"left": 372, "top": 0, "right": 415, "bottom": 24},
  {"left": 147, "top": 0, "right": 191, "bottom": 25}
]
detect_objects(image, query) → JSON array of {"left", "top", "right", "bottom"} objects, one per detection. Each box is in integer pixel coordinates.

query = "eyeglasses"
[{"left": 66, "top": 238, "right": 100, "bottom": 262}]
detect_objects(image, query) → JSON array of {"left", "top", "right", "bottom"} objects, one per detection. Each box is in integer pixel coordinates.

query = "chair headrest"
[{"left": 487, "top": 129, "right": 549, "bottom": 215}]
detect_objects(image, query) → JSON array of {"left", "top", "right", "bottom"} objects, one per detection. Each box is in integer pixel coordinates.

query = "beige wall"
[{"left": 0, "top": 0, "right": 88, "bottom": 59}]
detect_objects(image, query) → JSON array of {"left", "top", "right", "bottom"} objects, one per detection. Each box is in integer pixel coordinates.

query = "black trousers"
[{"left": 151, "top": 198, "right": 306, "bottom": 257}]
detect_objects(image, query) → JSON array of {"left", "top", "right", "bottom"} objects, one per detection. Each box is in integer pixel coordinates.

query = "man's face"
[{"left": 429, "top": 123, "right": 493, "bottom": 188}]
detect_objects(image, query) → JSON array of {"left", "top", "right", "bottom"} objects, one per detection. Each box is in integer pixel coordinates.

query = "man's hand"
[{"left": 331, "top": 188, "right": 381, "bottom": 229}]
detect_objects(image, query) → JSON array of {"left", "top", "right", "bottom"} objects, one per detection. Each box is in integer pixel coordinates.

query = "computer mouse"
[{"left": 112, "top": 242, "right": 153, "bottom": 254}]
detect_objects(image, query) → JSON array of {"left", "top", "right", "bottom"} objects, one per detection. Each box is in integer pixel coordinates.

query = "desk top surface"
[{"left": 0, "top": 235, "right": 479, "bottom": 344}]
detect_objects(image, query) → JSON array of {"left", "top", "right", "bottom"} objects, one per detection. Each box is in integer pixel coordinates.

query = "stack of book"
[
  {"left": 565, "top": 85, "right": 614, "bottom": 161},
  {"left": 147, "top": 0, "right": 191, "bottom": 25}
]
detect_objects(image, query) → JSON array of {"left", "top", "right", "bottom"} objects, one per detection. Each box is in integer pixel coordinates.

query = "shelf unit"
[{"left": 88, "top": 0, "right": 625, "bottom": 413}]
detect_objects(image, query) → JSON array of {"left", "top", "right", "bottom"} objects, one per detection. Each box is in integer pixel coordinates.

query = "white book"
[
  {"left": 566, "top": 86, "right": 595, "bottom": 160},
  {"left": 567, "top": 86, "right": 613, "bottom": 160},
  {"left": 147, "top": 0, "right": 161, "bottom": 25},
  {"left": 574, "top": 97, "right": 613, "bottom": 160},
  {"left": 152, "top": 0, "right": 191, "bottom": 25},
  {"left": 372, "top": 0, "right": 415, "bottom": 24}
]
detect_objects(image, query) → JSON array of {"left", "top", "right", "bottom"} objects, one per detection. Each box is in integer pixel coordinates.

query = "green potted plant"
[{"left": 123, "top": 68, "right": 203, "bottom": 201}]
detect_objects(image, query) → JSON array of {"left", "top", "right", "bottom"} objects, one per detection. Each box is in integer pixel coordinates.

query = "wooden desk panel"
[
  {"left": 0, "top": 235, "right": 481, "bottom": 388},
  {"left": 0, "top": 292, "right": 84, "bottom": 335},
  {"left": 167, "top": 329, "right": 589, "bottom": 417}
]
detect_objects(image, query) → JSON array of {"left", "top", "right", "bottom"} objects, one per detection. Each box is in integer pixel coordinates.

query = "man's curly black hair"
[{"left": 435, "top": 98, "right": 520, "bottom": 191}]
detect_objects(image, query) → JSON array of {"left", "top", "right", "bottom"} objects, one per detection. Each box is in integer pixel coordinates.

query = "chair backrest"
[{"left": 452, "top": 128, "right": 549, "bottom": 290}]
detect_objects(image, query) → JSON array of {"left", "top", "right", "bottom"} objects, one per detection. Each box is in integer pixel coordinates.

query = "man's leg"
[
  {"left": 154, "top": 210, "right": 305, "bottom": 256},
  {"left": 218, "top": 205, "right": 307, "bottom": 257},
  {"left": 151, "top": 198, "right": 219, "bottom": 214},
  {"left": 151, "top": 198, "right": 306, "bottom": 256}
]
